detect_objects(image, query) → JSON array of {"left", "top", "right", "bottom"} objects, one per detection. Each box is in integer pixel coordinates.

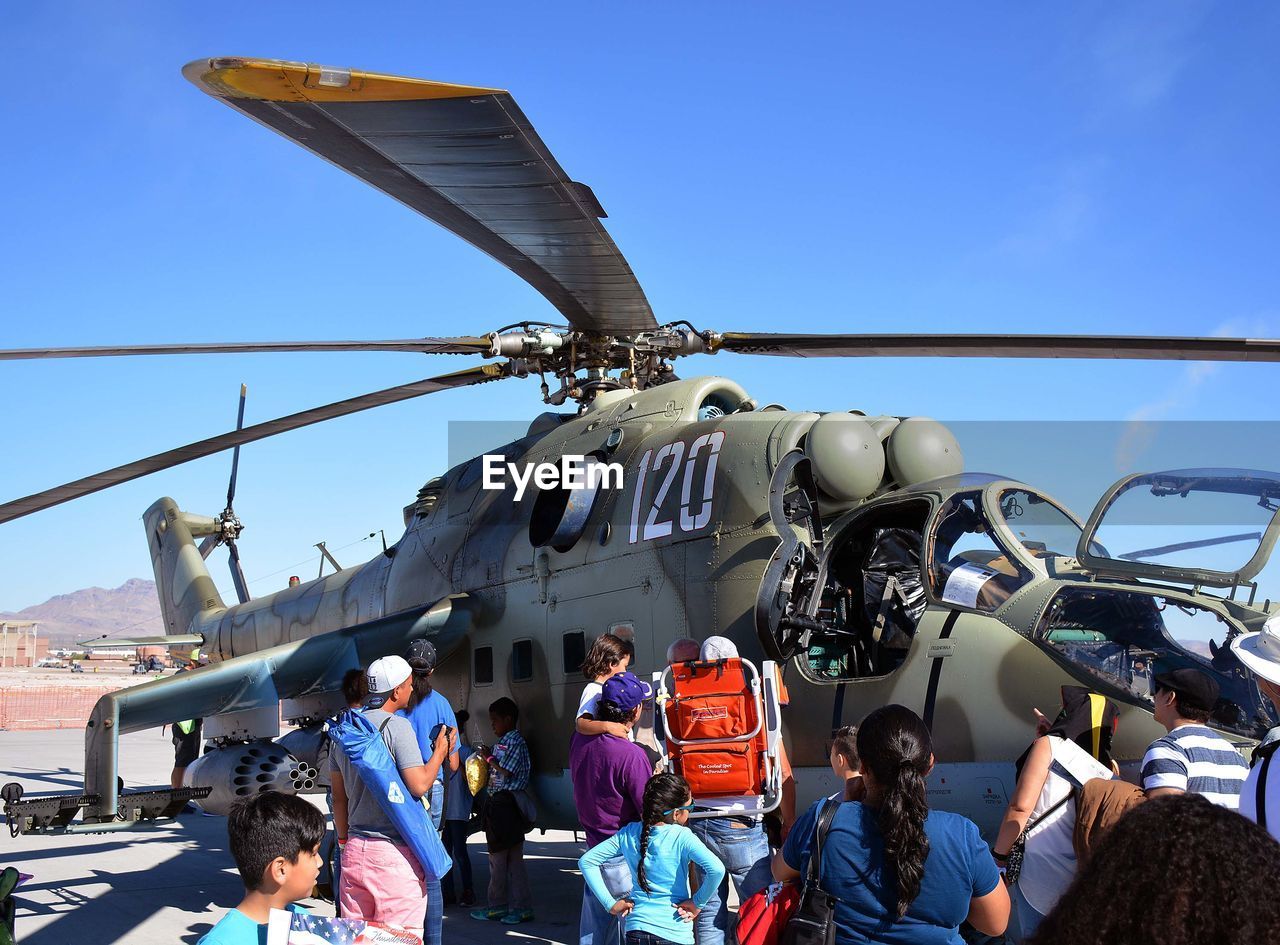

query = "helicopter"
[{"left": 3, "top": 55, "right": 1280, "bottom": 837}]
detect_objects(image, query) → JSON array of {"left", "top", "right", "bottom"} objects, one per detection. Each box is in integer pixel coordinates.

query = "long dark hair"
[
  {"left": 581, "top": 632, "right": 629, "bottom": 680},
  {"left": 856, "top": 705, "right": 932, "bottom": 920},
  {"left": 407, "top": 670, "right": 434, "bottom": 710},
  {"left": 636, "top": 773, "right": 691, "bottom": 894},
  {"left": 1030, "top": 794, "right": 1280, "bottom": 945}
]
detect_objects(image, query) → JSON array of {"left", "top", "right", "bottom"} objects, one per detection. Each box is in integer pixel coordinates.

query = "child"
[
  {"left": 198, "top": 791, "right": 325, "bottom": 945},
  {"left": 471, "top": 697, "right": 535, "bottom": 925},
  {"left": 579, "top": 773, "right": 725, "bottom": 945},
  {"left": 577, "top": 632, "right": 634, "bottom": 740},
  {"left": 828, "top": 724, "right": 863, "bottom": 801},
  {"left": 442, "top": 708, "right": 476, "bottom": 907}
]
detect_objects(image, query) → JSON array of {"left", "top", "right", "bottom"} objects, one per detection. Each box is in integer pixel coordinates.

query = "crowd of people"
[{"left": 196, "top": 612, "right": 1280, "bottom": 945}]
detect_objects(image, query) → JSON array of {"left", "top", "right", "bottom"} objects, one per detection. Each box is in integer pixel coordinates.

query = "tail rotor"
[{"left": 198, "top": 385, "right": 251, "bottom": 603}]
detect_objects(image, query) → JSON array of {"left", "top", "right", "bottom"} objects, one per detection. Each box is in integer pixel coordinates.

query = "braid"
[{"left": 636, "top": 773, "right": 692, "bottom": 896}]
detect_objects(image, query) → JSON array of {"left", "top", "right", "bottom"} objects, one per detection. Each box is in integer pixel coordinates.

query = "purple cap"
[{"left": 601, "top": 671, "right": 653, "bottom": 713}]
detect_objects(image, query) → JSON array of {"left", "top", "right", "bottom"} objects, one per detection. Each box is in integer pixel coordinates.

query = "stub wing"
[{"left": 184, "top": 56, "right": 656, "bottom": 334}]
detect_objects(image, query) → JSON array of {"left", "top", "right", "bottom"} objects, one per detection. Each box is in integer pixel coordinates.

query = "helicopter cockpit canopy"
[{"left": 1077, "top": 468, "right": 1280, "bottom": 590}]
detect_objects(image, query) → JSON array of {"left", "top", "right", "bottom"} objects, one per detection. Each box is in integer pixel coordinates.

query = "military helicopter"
[{"left": 4, "top": 56, "right": 1280, "bottom": 837}]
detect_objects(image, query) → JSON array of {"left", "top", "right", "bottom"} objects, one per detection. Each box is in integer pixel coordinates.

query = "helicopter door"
[
  {"left": 1076, "top": 468, "right": 1280, "bottom": 590},
  {"left": 755, "top": 449, "right": 824, "bottom": 661}
]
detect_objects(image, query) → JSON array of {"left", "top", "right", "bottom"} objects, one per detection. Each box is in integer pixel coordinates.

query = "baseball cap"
[
  {"left": 601, "top": 671, "right": 653, "bottom": 713},
  {"left": 367, "top": 655, "right": 412, "bottom": 695},
  {"left": 701, "top": 635, "right": 739, "bottom": 661},
  {"left": 1153, "top": 666, "right": 1220, "bottom": 713},
  {"left": 405, "top": 639, "right": 438, "bottom": 673},
  {"left": 1231, "top": 613, "right": 1280, "bottom": 686}
]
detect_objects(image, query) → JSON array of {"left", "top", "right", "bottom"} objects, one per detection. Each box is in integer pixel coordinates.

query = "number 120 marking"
[{"left": 628, "top": 430, "right": 726, "bottom": 544}]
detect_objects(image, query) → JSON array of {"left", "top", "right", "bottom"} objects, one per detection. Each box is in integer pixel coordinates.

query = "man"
[
  {"left": 171, "top": 650, "right": 208, "bottom": 794},
  {"left": 400, "top": 640, "right": 460, "bottom": 945},
  {"left": 1141, "top": 666, "right": 1248, "bottom": 809},
  {"left": 570, "top": 671, "right": 654, "bottom": 945},
  {"left": 666, "top": 637, "right": 701, "bottom": 665},
  {"left": 690, "top": 636, "right": 794, "bottom": 945},
  {"left": 1231, "top": 613, "right": 1280, "bottom": 839},
  {"left": 330, "top": 655, "right": 451, "bottom": 936}
]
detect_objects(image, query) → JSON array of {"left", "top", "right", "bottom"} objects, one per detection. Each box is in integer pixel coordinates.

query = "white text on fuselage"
[{"left": 482, "top": 454, "right": 624, "bottom": 501}]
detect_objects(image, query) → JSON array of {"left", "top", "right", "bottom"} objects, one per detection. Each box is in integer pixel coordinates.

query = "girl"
[
  {"left": 579, "top": 773, "right": 725, "bottom": 945},
  {"left": 773, "top": 705, "right": 1009, "bottom": 944},
  {"left": 576, "top": 633, "right": 634, "bottom": 739}
]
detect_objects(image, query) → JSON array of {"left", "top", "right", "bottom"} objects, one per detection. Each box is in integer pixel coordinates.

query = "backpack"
[{"left": 329, "top": 709, "right": 452, "bottom": 881}]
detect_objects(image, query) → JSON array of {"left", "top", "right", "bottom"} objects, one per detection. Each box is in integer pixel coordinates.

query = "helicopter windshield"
[
  {"left": 928, "top": 492, "right": 1032, "bottom": 611},
  {"left": 1078, "top": 468, "right": 1280, "bottom": 587},
  {"left": 994, "top": 488, "right": 1086, "bottom": 559},
  {"left": 1036, "top": 587, "right": 1277, "bottom": 739}
]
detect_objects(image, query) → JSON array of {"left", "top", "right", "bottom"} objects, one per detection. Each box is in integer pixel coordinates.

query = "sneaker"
[
  {"left": 458, "top": 890, "right": 476, "bottom": 907},
  {"left": 470, "top": 907, "right": 507, "bottom": 921},
  {"left": 500, "top": 910, "right": 535, "bottom": 925}
]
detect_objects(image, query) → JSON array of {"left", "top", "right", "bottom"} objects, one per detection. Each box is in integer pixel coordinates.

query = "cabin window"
[
  {"left": 473, "top": 646, "right": 494, "bottom": 686},
  {"left": 512, "top": 639, "right": 534, "bottom": 682},
  {"left": 562, "top": 630, "right": 587, "bottom": 677},
  {"left": 928, "top": 492, "right": 1032, "bottom": 612}
]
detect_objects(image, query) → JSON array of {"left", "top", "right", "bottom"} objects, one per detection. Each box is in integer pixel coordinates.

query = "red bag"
[
  {"left": 665, "top": 658, "right": 768, "bottom": 799},
  {"left": 732, "top": 883, "right": 799, "bottom": 945}
]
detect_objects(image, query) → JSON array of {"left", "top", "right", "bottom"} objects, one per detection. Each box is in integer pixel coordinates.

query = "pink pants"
[{"left": 339, "top": 835, "right": 427, "bottom": 934}]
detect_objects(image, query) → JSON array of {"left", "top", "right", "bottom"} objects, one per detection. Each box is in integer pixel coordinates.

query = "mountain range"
[{"left": 0, "top": 578, "right": 163, "bottom": 645}]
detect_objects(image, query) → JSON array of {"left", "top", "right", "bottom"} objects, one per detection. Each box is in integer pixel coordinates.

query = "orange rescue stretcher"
[{"left": 652, "top": 657, "right": 783, "bottom": 819}]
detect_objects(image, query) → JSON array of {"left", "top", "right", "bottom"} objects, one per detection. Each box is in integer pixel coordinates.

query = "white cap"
[
  {"left": 366, "top": 655, "right": 412, "bottom": 695},
  {"left": 1231, "top": 613, "right": 1280, "bottom": 686},
  {"left": 701, "top": 635, "right": 739, "bottom": 661}
]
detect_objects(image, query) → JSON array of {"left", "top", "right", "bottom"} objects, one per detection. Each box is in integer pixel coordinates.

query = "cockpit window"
[
  {"left": 928, "top": 493, "right": 1031, "bottom": 612},
  {"left": 1037, "top": 587, "right": 1277, "bottom": 739},
  {"left": 996, "top": 489, "right": 1086, "bottom": 559}
]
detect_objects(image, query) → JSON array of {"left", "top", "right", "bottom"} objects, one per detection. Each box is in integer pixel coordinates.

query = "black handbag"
[{"left": 780, "top": 797, "right": 841, "bottom": 945}]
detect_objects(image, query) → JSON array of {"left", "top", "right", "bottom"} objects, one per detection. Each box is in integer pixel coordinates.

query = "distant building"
[{"left": 0, "top": 621, "right": 49, "bottom": 667}]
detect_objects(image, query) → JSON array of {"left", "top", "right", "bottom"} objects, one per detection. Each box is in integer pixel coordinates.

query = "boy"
[
  {"left": 471, "top": 697, "right": 534, "bottom": 925},
  {"left": 198, "top": 791, "right": 325, "bottom": 945}
]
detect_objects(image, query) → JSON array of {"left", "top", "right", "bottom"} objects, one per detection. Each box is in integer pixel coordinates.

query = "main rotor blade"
[
  {"left": 712, "top": 333, "right": 1280, "bottom": 362},
  {"left": 0, "top": 338, "right": 491, "bottom": 360},
  {"left": 0, "top": 363, "right": 513, "bottom": 525},
  {"left": 227, "top": 384, "right": 247, "bottom": 509},
  {"left": 184, "top": 57, "right": 657, "bottom": 335}
]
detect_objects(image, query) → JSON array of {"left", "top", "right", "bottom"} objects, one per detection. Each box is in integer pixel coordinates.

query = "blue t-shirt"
[
  {"left": 198, "top": 904, "right": 307, "bottom": 945},
  {"left": 580, "top": 821, "right": 726, "bottom": 945},
  {"left": 399, "top": 689, "right": 458, "bottom": 782},
  {"left": 782, "top": 800, "right": 999, "bottom": 945}
]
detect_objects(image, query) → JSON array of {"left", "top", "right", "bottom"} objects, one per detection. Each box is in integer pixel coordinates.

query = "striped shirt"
[
  {"left": 1141, "top": 724, "right": 1248, "bottom": 809},
  {"left": 490, "top": 729, "right": 532, "bottom": 792}
]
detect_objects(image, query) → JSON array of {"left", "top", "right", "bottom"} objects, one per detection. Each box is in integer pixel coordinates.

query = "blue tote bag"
[{"left": 330, "top": 709, "right": 453, "bottom": 881}]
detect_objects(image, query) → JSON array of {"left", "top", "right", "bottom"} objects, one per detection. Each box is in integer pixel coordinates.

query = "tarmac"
[{"left": 0, "top": 726, "right": 591, "bottom": 945}]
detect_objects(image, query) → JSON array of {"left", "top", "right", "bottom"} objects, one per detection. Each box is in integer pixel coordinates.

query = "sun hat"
[{"left": 1231, "top": 613, "right": 1280, "bottom": 686}]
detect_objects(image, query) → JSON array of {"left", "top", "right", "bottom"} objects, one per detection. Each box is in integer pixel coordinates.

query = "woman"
[
  {"left": 579, "top": 773, "right": 726, "bottom": 945},
  {"left": 773, "top": 705, "right": 1008, "bottom": 944},
  {"left": 1031, "top": 794, "right": 1280, "bottom": 945},
  {"left": 992, "top": 687, "right": 1118, "bottom": 940}
]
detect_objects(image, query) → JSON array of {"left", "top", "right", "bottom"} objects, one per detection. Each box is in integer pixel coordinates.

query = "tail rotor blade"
[
  {"left": 227, "top": 539, "right": 250, "bottom": 604},
  {"left": 227, "top": 384, "right": 247, "bottom": 509},
  {"left": 197, "top": 535, "right": 218, "bottom": 560}
]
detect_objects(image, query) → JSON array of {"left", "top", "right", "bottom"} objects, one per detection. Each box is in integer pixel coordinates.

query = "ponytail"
[
  {"left": 636, "top": 773, "right": 691, "bottom": 895},
  {"left": 857, "top": 705, "right": 933, "bottom": 920}
]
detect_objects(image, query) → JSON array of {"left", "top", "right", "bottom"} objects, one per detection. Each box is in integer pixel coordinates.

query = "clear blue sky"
[{"left": 2, "top": 2, "right": 1279, "bottom": 613}]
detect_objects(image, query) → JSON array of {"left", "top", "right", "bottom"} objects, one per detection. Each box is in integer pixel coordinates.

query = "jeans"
[
  {"left": 487, "top": 840, "right": 532, "bottom": 911},
  {"left": 580, "top": 854, "right": 632, "bottom": 945},
  {"left": 442, "top": 819, "right": 474, "bottom": 898},
  {"left": 1012, "top": 884, "right": 1046, "bottom": 943},
  {"left": 690, "top": 817, "right": 772, "bottom": 945},
  {"left": 423, "top": 780, "right": 445, "bottom": 945},
  {"left": 626, "top": 932, "right": 682, "bottom": 945}
]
